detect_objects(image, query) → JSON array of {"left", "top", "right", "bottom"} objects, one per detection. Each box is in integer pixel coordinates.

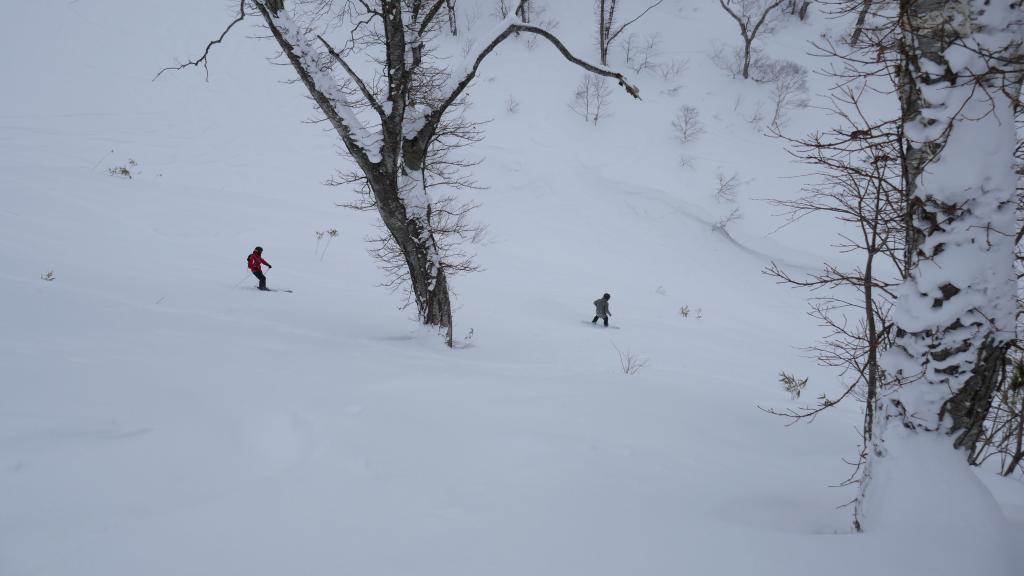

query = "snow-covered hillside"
[{"left": 1, "top": 1, "right": 1021, "bottom": 575}]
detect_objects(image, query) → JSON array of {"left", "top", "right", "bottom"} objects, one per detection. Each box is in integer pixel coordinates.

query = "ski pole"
[{"left": 233, "top": 269, "right": 250, "bottom": 287}]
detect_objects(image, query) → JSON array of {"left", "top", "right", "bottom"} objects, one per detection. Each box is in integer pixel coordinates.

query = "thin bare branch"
[
  {"left": 154, "top": 0, "right": 246, "bottom": 81},
  {"left": 607, "top": 0, "right": 667, "bottom": 45},
  {"left": 318, "top": 34, "right": 387, "bottom": 120}
]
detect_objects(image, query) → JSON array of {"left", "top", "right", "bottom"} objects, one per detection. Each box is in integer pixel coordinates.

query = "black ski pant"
[
  {"left": 592, "top": 315, "right": 608, "bottom": 326},
  {"left": 252, "top": 270, "right": 267, "bottom": 290}
]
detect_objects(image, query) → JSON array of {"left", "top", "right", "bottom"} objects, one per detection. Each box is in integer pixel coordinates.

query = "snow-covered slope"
[{"left": 1, "top": 1, "right": 1020, "bottom": 575}]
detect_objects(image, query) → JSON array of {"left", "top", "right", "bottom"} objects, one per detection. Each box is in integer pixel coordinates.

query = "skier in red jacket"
[{"left": 247, "top": 246, "right": 272, "bottom": 291}]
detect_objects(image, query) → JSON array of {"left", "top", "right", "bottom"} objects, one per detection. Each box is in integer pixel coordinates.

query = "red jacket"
[{"left": 248, "top": 252, "right": 271, "bottom": 272}]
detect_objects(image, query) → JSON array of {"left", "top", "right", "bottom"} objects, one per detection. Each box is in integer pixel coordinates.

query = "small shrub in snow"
[
  {"left": 672, "top": 105, "right": 705, "bottom": 144},
  {"left": 746, "top": 103, "right": 767, "bottom": 132},
  {"left": 505, "top": 95, "right": 520, "bottom": 114},
  {"left": 717, "top": 55, "right": 808, "bottom": 129},
  {"left": 612, "top": 343, "right": 649, "bottom": 376},
  {"left": 712, "top": 207, "right": 742, "bottom": 233},
  {"left": 315, "top": 228, "right": 339, "bottom": 261},
  {"left": 760, "top": 59, "right": 809, "bottom": 128},
  {"left": 779, "top": 371, "right": 808, "bottom": 399},
  {"left": 108, "top": 159, "right": 137, "bottom": 179},
  {"left": 451, "top": 327, "right": 476, "bottom": 349},
  {"left": 623, "top": 32, "right": 661, "bottom": 74},
  {"left": 679, "top": 305, "right": 702, "bottom": 319},
  {"left": 40, "top": 271, "right": 55, "bottom": 282},
  {"left": 569, "top": 74, "right": 612, "bottom": 125},
  {"left": 661, "top": 85, "right": 682, "bottom": 97},
  {"left": 656, "top": 58, "right": 688, "bottom": 82},
  {"left": 715, "top": 171, "right": 742, "bottom": 203}
]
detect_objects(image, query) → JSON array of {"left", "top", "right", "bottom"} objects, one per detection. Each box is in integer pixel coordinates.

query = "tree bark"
[
  {"left": 446, "top": 0, "right": 457, "bottom": 35},
  {"left": 850, "top": 0, "right": 871, "bottom": 46},
  {"left": 891, "top": 0, "right": 1018, "bottom": 446},
  {"left": 742, "top": 39, "right": 752, "bottom": 79}
]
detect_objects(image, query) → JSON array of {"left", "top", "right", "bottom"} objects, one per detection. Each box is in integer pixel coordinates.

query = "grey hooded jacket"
[{"left": 593, "top": 298, "right": 610, "bottom": 318}]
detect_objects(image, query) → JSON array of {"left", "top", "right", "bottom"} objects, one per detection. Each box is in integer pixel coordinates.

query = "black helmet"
[
  {"left": 254, "top": 246, "right": 263, "bottom": 253},
  {"left": 603, "top": 293, "right": 611, "bottom": 299}
]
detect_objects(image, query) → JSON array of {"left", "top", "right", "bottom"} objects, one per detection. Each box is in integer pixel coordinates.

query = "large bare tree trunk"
[
  {"left": 242, "top": 0, "right": 640, "bottom": 346},
  {"left": 856, "top": 0, "right": 1022, "bottom": 543},
  {"left": 890, "top": 0, "right": 1018, "bottom": 448}
]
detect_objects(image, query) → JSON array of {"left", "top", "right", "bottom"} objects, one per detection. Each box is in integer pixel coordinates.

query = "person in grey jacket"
[{"left": 592, "top": 293, "right": 611, "bottom": 326}]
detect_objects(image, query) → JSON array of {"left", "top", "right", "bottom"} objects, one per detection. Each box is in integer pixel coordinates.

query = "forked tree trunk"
[
  {"left": 257, "top": 0, "right": 454, "bottom": 338},
  {"left": 247, "top": 0, "right": 639, "bottom": 346}
]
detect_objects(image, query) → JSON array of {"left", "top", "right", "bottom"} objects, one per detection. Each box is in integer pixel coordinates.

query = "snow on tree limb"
[
  {"left": 417, "top": 11, "right": 641, "bottom": 142},
  {"left": 506, "top": 24, "right": 642, "bottom": 99},
  {"left": 318, "top": 35, "right": 387, "bottom": 121},
  {"left": 253, "top": 2, "right": 383, "bottom": 165}
]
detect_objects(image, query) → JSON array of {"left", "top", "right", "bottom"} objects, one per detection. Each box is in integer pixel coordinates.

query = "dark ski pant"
[
  {"left": 592, "top": 315, "right": 608, "bottom": 327},
  {"left": 252, "top": 270, "right": 268, "bottom": 290}
]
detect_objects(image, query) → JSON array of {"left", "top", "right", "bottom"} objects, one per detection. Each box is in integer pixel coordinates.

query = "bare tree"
[
  {"left": 163, "top": 0, "right": 641, "bottom": 346},
  {"left": 612, "top": 342, "right": 649, "bottom": 375},
  {"left": 759, "top": 1, "right": 909, "bottom": 525},
  {"left": 596, "top": 0, "right": 666, "bottom": 66},
  {"left": 570, "top": 74, "right": 613, "bottom": 124},
  {"left": 671, "top": 105, "right": 704, "bottom": 144},
  {"left": 622, "top": 32, "right": 660, "bottom": 74},
  {"left": 714, "top": 170, "right": 742, "bottom": 202},
  {"left": 717, "top": 0, "right": 786, "bottom": 79},
  {"left": 764, "top": 59, "right": 808, "bottom": 128},
  {"left": 764, "top": 85, "right": 906, "bottom": 469}
]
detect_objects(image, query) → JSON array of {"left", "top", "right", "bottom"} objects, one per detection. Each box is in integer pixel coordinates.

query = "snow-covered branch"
[
  {"left": 253, "top": 1, "right": 383, "bottom": 165},
  {"left": 317, "top": 35, "right": 387, "bottom": 121},
  {"left": 416, "top": 13, "right": 641, "bottom": 143}
]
